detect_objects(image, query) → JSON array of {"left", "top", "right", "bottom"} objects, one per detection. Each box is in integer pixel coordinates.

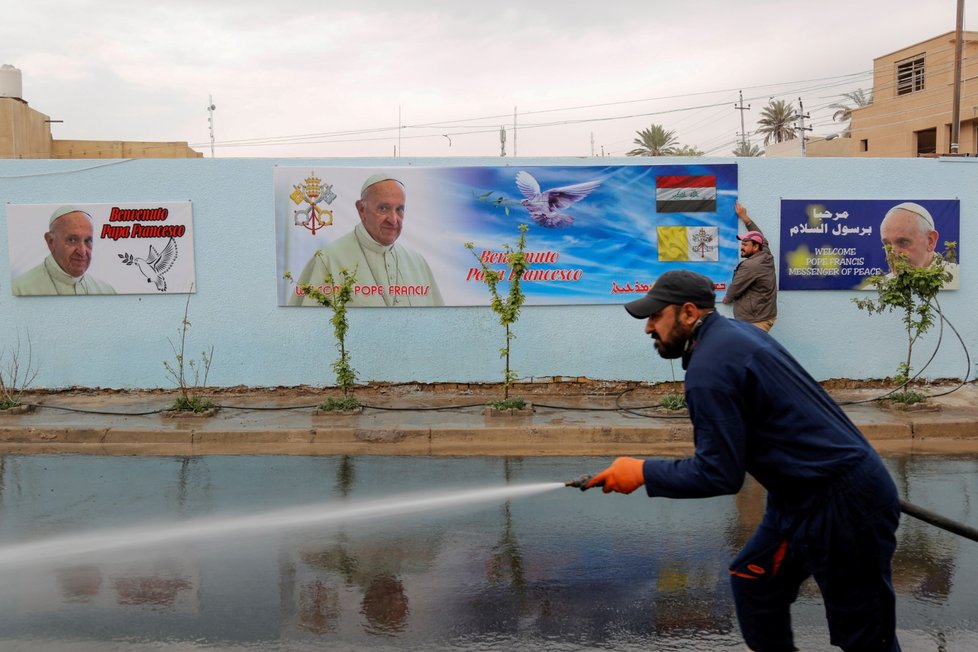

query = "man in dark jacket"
[
  {"left": 587, "top": 270, "right": 901, "bottom": 652},
  {"left": 723, "top": 201, "right": 777, "bottom": 331}
]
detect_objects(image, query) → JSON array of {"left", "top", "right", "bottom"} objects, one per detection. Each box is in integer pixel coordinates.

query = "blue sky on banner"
[{"left": 452, "top": 164, "right": 739, "bottom": 304}]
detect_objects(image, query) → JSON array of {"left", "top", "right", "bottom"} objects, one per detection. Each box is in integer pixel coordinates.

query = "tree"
[
  {"left": 851, "top": 243, "right": 955, "bottom": 405},
  {"left": 626, "top": 124, "right": 679, "bottom": 156},
  {"left": 672, "top": 144, "right": 704, "bottom": 157},
  {"left": 286, "top": 264, "right": 362, "bottom": 412},
  {"left": 756, "top": 99, "right": 798, "bottom": 146},
  {"left": 828, "top": 89, "right": 873, "bottom": 135},
  {"left": 732, "top": 142, "right": 764, "bottom": 157},
  {"left": 464, "top": 224, "right": 530, "bottom": 407}
]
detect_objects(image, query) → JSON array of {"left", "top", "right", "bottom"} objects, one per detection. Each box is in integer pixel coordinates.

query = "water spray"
[{"left": 0, "top": 482, "right": 566, "bottom": 569}]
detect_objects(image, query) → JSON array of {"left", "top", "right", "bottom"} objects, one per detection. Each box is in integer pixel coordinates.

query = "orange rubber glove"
[{"left": 585, "top": 457, "right": 646, "bottom": 494}]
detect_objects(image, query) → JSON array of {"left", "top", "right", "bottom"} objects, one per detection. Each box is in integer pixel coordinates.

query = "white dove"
[
  {"left": 515, "top": 170, "right": 602, "bottom": 228},
  {"left": 134, "top": 237, "right": 178, "bottom": 291}
]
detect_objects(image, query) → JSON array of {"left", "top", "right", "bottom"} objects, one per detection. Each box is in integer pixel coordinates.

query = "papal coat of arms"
[
  {"left": 690, "top": 227, "right": 717, "bottom": 259},
  {"left": 290, "top": 173, "right": 336, "bottom": 235}
]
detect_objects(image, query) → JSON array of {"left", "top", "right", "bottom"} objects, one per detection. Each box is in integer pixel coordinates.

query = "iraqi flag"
[
  {"left": 655, "top": 175, "right": 717, "bottom": 213},
  {"left": 657, "top": 225, "right": 720, "bottom": 261}
]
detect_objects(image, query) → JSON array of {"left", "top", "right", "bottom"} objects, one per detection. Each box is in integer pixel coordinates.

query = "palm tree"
[
  {"left": 756, "top": 100, "right": 798, "bottom": 146},
  {"left": 672, "top": 144, "right": 704, "bottom": 157},
  {"left": 828, "top": 89, "right": 873, "bottom": 135},
  {"left": 626, "top": 124, "right": 679, "bottom": 156},
  {"left": 732, "top": 141, "right": 764, "bottom": 157}
]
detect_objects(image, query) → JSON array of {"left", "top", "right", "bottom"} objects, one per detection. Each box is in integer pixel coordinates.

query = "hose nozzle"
[{"left": 565, "top": 474, "right": 600, "bottom": 491}]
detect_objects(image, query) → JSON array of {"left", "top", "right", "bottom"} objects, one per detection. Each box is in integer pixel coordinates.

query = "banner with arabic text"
[
  {"left": 275, "top": 164, "right": 739, "bottom": 307},
  {"left": 779, "top": 199, "right": 960, "bottom": 291}
]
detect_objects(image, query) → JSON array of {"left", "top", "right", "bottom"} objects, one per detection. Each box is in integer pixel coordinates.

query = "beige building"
[
  {"left": 849, "top": 30, "right": 978, "bottom": 157},
  {"left": 764, "top": 136, "right": 853, "bottom": 158},
  {"left": 1, "top": 65, "right": 201, "bottom": 159},
  {"left": 764, "top": 31, "right": 978, "bottom": 158}
]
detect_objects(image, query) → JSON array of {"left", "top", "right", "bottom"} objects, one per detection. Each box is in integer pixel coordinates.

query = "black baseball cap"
[{"left": 624, "top": 270, "right": 716, "bottom": 319}]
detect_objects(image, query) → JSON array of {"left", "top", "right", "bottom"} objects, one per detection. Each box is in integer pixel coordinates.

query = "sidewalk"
[{"left": 1, "top": 381, "right": 977, "bottom": 456}]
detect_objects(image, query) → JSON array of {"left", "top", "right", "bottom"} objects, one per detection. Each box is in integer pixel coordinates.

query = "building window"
[
  {"left": 915, "top": 128, "right": 936, "bottom": 156},
  {"left": 860, "top": 139, "right": 869, "bottom": 152},
  {"left": 896, "top": 55, "right": 925, "bottom": 95}
]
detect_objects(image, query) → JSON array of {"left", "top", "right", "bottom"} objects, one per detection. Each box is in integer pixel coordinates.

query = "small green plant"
[
  {"left": 464, "top": 224, "right": 530, "bottom": 401},
  {"left": 0, "top": 332, "right": 39, "bottom": 410},
  {"left": 884, "top": 389, "right": 928, "bottom": 406},
  {"left": 319, "top": 396, "right": 362, "bottom": 412},
  {"left": 171, "top": 395, "right": 215, "bottom": 413},
  {"left": 852, "top": 243, "right": 955, "bottom": 401},
  {"left": 162, "top": 291, "right": 215, "bottom": 413},
  {"left": 287, "top": 260, "right": 361, "bottom": 412},
  {"left": 488, "top": 397, "right": 527, "bottom": 412},
  {"left": 658, "top": 393, "right": 687, "bottom": 411}
]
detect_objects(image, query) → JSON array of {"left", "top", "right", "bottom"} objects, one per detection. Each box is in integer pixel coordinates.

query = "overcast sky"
[{"left": 2, "top": 0, "right": 971, "bottom": 158}]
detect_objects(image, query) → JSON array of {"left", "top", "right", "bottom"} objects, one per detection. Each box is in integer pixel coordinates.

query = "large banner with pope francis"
[{"left": 274, "top": 163, "right": 740, "bottom": 307}]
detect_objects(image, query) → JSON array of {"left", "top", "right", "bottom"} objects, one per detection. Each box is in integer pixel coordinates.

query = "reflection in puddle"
[
  {"left": 0, "top": 454, "right": 975, "bottom": 651},
  {"left": 361, "top": 573, "right": 409, "bottom": 634},
  {"left": 57, "top": 566, "right": 101, "bottom": 602},
  {"left": 297, "top": 580, "right": 339, "bottom": 635},
  {"left": 113, "top": 575, "right": 193, "bottom": 607}
]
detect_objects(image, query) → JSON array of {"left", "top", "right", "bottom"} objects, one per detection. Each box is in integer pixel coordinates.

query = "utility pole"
[
  {"left": 950, "top": 0, "right": 964, "bottom": 153},
  {"left": 513, "top": 106, "right": 518, "bottom": 157},
  {"left": 397, "top": 105, "right": 402, "bottom": 158},
  {"left": 206, "top": 95, "right": 216, "bottom": 158},
  {"left": 590, "top": 132, "right": 595, "bottom": 157},
  {"left": 734, "top": 90, "right": 751, "bottom": 149},
  {"left": 499, "top": 126, "right": 507, "bottom": 157},
  {"left": 796, "top": 97, "right": 811, "bottom": 157}
]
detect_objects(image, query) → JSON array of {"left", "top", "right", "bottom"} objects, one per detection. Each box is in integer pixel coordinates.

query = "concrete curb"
[{"left": 1, "top": 386, "right": 977, "bottom": 456}]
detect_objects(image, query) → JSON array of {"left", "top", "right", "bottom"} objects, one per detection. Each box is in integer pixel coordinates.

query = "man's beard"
[{"left": 652, "top": 320, "right": 691, "bottom": 359}]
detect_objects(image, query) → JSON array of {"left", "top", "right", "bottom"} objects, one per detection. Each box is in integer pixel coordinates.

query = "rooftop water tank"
[{"left": 0, "top": 64, "right": 24, "bottom": 100}]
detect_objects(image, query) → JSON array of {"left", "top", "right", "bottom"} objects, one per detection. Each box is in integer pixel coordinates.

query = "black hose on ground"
[{"left": 900, "top": 499, "right": 978, "bottom": 543}]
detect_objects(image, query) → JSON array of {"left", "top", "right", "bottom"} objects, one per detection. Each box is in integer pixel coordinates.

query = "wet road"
[{"left": 0, "top": 454, "right": 975, "bottom": 651}]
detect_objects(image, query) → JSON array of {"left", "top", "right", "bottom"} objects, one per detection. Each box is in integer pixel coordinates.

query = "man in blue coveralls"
[{"left": 587, "top": 270, "right": 901, "bottom": 652}]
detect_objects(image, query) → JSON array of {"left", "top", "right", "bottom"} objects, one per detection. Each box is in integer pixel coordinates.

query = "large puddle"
[{"left": 0, "top": 454, "right": 975, "bottom": 651}]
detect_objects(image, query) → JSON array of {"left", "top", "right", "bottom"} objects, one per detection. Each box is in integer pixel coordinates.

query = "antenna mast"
[{"left": 206, "top": 95, "right": 216, "bottom": 158}]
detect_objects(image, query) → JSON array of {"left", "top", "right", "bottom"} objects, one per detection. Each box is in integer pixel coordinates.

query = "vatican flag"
[{"left": 657, "top": 226, "right": 720, "bottom": 262}]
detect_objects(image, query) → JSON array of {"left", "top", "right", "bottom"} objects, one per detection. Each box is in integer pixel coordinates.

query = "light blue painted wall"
[{"left": 1, "top": 156, "right": 975, "bottom": 390}]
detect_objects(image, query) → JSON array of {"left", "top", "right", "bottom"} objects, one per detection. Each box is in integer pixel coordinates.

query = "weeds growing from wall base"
[{"left": 162, "top": 290, "right": 216, "bottom": 413}]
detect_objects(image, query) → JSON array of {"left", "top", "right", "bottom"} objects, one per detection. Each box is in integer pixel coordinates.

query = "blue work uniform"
[{"left": 642, "top": 311, "right": 901, "bottom": 652}]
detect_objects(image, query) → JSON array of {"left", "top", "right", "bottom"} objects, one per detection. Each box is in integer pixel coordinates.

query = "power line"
[{"left": 192, "top": 71, "right": 875, "bottom": 152}]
